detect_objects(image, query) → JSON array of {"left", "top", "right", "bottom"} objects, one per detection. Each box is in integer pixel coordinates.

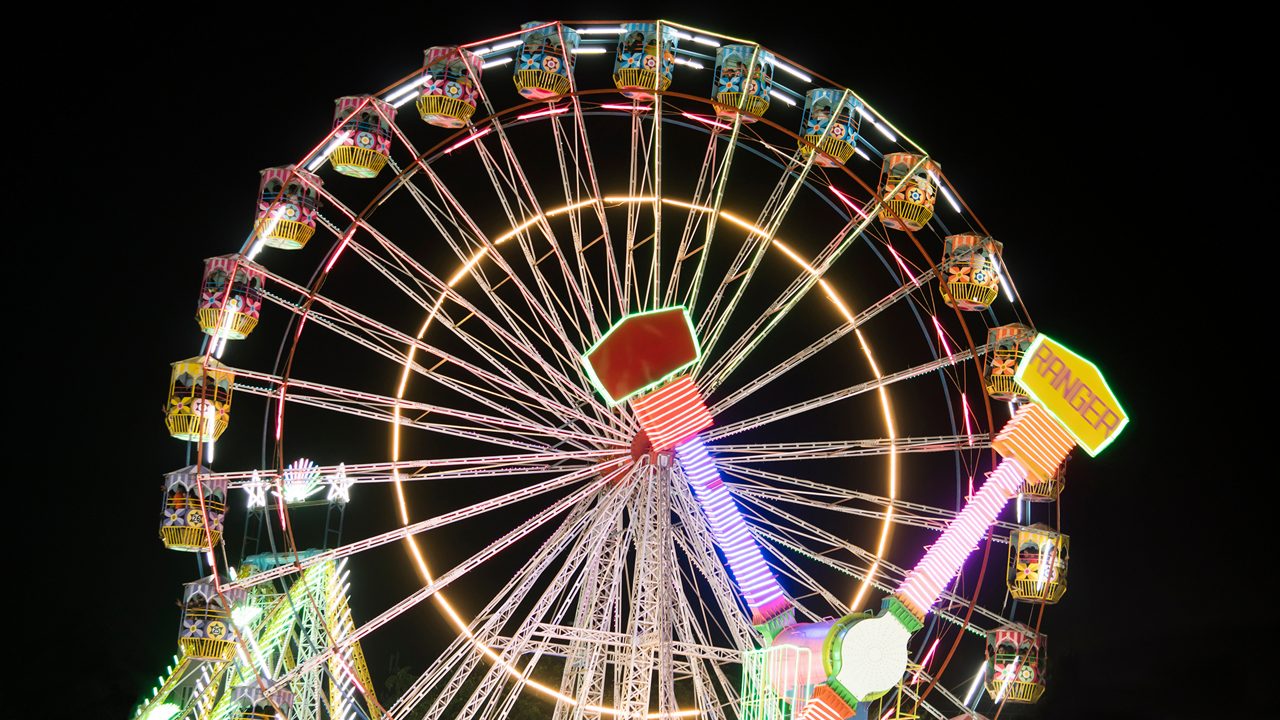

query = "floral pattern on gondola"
[{"left": 990, "top": 357, "right": 1017, "bottom": 376}]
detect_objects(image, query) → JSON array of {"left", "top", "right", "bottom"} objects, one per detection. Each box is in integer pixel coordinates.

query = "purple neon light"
[
  {"left": 676, "top": 437, "right": 787, "bottom": 613},
  {"left": 896, "top": 458, "right": 1027, "bottom": 615}
]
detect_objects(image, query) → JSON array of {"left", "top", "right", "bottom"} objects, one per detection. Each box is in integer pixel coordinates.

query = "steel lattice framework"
[
  {"left": 138, "top": 18, "right": 1070, "bottom": 720},
  {"left": 135, "top": 560, "right": 379, "bottom": 720}
]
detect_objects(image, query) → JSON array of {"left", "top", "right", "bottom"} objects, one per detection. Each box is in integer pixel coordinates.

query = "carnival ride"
[{"left": 136, "top": 20, "right": 1127, "bottom": 720}]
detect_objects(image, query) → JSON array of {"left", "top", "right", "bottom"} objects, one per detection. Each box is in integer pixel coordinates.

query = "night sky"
[{"left": 25, "top": 7, "right": 1242, "bottom": 720}]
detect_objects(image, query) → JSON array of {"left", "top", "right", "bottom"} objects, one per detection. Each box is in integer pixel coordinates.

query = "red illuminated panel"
[
  {"left": 631, "top": 376, "right": 713, "bottom": 452},
  {"left": 992, "top": 404, "right": 1076, "bottom": 483},
  {"left": 583, "top": 307, "right": 699, "bottom": 404}
]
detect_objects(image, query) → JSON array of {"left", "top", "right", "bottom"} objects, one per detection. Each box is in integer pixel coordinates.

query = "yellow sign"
[{"left": 1014, "top": 334, "right": 1128, "bottom": 456}]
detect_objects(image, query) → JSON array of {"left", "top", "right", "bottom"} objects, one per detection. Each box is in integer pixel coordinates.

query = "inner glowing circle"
[{"left": 390, "top": 194, "right": 898, "bottom": 717}]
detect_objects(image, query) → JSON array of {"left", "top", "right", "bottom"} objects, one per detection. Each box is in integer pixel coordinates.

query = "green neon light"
[
  {"left": 231, "top": 604, "right": 263, "bottom": 628},
  {"left": 580, "top": 306, "right": 702, "bottom": 406},
  {"left": 143, "top": 703, "right": 180, "bottom": 720},
  {"left": 1013, "top": 333, "right": 1129, "bottom": 457}
]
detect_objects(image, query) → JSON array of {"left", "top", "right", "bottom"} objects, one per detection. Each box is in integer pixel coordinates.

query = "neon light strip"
[
  {"left": 992, "top": 256, "right": 1014, "bottom": 301},
  {"left": 676, "top": 436, "right": 787, "bottom": 613},
  {"left": 962, "top": 393, "right": 974, "bottom": 446},
  {"left": 828, "top": 186, "right": 869, "bottom": 219},
  {"left": 518, "top": 106, "right": 570, "bottom": 120},
  {"left": 572, "top": 47, "right": 608, "bottom": 54},
  {"left": 848, "top": 325, "right": 896, "bottom": 611},
  {"left": 911, "top": 638, "right": 940, "bottom": 683},
  {"left": 993, "top": 404, "right": 1076, "bottom": 478},
  {"left": 768, "top": 89, "right": 797, "bottom": 106},
  {"left": 993, "top": 656, "right": 1020, "bottom": 702},
  {"left": 306, "top": 132, "right": 350, "bottom": 171},
  {"left": 385, "top": 75, "right": 431, "bottom": 102},
  {"left": 962, "top": 662, "right": 985, "bottom": 707},
  {"left": 856, "top": 106, "right": 898, "bottom": 142},
  {"left": 481, "top": 57, "right": 512, "bottom": 69},
  {"left": 897, "top": 458, "right": 1026, "bottom": 615},
  {"left": 680, "top": 112, "right": 733, "bottom": 130},
  {"left": 600, "top": 103, "right": 652, "bottom": 111},
  {"left": 774, "top": 61, "right": 812, "bottom": 82},
  {"left": 885, "top": 245, "right": 917, "bottom": 285},
  {"left": 938, "top": 183, "right": 962, "bottom": 213},
  {"left": 931, "top": 315, "right": 953, "bottom": 356},
  {"left": 487, "top": 39, "right": 522, "bottom": 53},
  {"left": 630, "top": 377, "right": 713, "bottom": 451},
  {"left": 443, "top": 127, "right": 492, "bottom": 154}
]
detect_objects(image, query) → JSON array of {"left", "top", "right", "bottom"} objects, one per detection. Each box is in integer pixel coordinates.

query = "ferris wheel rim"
[
  {"left": 256, "top": 124, "right": 986, "bottom": 720},
  {"left": 168, "top": 20, "right": 1045, "bottom": 720}
]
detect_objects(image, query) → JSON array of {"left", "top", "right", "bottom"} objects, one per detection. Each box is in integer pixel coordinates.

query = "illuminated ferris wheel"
[{"left": 138, "top": 19, "right": 1128, "bottom": 720}]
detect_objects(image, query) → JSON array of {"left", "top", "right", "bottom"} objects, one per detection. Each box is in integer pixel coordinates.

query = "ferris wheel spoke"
[
  {"left": 701, "top": 238, "right": 887, "bottom": 402},
  {"left": 266, "top": 466, "right": 619, "bottom": 698},
  {"left": 213, "top": 452, "right": 617, "bottom": 491},
  {"left": 259, "top": 262, "right": 606, "bottom": 433},
  {"left": 456, "top": 482, "right": 638, "bottom": 720},
  {"left": 664, "top": 126, "right": 722, "bottom": 309},
  {"left": 705, "top": 344, "right": 988, "bottom": 442},
  {"left": 762, "top": 534, "right": 850, "bottom": 620},
  {"left": 719, "top": 464, "right": 1016, "bottom": 537},
  {"left": 237, "top": 383, "right": 556, "bottom": 454},
  {"left": 669, "top": 474, "right": 756, "bottom": 650},
  {"left": 694, "top": 90, "right": 864, "bottom": 376},
  {"left": 392, "top": 476, "right": 629, "bottom": 719},
  {"left": 469, "top": 140, "right": 593, "bottom": 352},
  {"left": 676, "top": 118, "right": 755, "bottom": 319},
  {"left": 670, "top": 530, "right": 752, "bottom": 652},
  {"left": 409, "top": 471, "right": 633, "bottom": 720},
  {"left": 692, "top": 149, "right": 819, "bottom": 366},
  {"left": 663, "top": 559, "right": 740, "bottom": 720},
  {"left": 259, "top": 286, "right": 611, "bottom": 444},
  {"left": 712, "top": 433, "right": 989, "bottom": 462},
  {"left": 490, "top": 115, "right": 603, "bottom": 342},
  {"left": 561, "top": 93, "right": 625, "bottom": 315},
  {"left": 646, "top": 82, "right": 665, "bottom": 310},
  {"left": 231, "top": 369, "right": 617, "bottom": 452},
  {"left": 393, "top": 156, "right": 599, "bottom": 404},
  {"left": 619, "top": 102, "right": 657, "bottom": 314},
  {"left": 899, "top": 672, "right": 968, "bottom": 720},
  {"left": 232, "top": 459, "right": 623, "bottom": 592},
  {"left": 344, "top": 231, "right": 611, "bottom": 423},
  {"left": 391, "top": 631, "right": 481, "bottom": 719},
  {"left": 707, "top": 269, "right": 933, "bottom": 415},
  {"left": 740, "top": 495, "right": 1003, "bottom": 632},
  {"left": 340, "top": 215, "right": 565, "bottom": 392},
  {"left": 729, "top": 483, "right": 1016, "bottom": 539},
  {"left": 546, "top": 115, "right": 604, "bottom": 330}
]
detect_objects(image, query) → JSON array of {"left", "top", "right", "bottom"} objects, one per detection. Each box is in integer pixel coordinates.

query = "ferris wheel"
[{"left": 138, "top": 19, "right": 1129, "bottom": 720}]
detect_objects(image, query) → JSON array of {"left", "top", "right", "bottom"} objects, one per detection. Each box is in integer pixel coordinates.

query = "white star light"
[
  {"left": 327, "top": 463, "right": 353, "bottom": 504},
  {"left": 245, "top": 470, "right": 268, "bottom": 509}
]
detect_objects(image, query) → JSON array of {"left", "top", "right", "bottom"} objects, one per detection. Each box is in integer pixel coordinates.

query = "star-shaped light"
[
  {"left": 327, "top": 462, "right": 353, "bottom": 504},
  {"left": 244, "top": 470, "right": 267, "bottom": 509}
]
